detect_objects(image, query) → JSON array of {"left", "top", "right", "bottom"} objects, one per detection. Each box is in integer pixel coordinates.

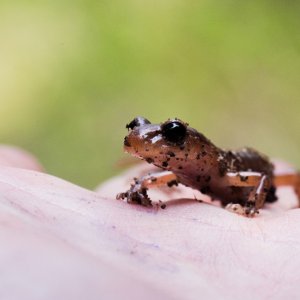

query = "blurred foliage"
[{"left": 0, "top": 0, "right": 299, "bottom": 188}]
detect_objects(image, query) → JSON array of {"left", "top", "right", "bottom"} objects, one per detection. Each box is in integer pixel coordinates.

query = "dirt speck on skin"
[
  {"left": 167, "top": 180, "right": 178, "bottom": 187},
  {"left": 162, "top": 161, "right": 168, "bottom": 167},
  {"left": 146, "top": 157, "right": 154, "bottom": 164},
  {"left": 240, "top": 175, "right": 249, "bottom": 182}
]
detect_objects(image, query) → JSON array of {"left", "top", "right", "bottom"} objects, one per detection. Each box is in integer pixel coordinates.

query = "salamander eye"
[{"left": 161, "top": 121, "right": 187, "bottom": 144}]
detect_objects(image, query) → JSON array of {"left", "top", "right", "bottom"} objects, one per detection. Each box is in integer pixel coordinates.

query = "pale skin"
[{"left": 1, "top": 145, "right": 300, "bottom": 300}]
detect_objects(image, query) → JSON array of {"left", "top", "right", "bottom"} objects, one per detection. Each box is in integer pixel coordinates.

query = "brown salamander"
[{"left": 117, "top": 117, "right": 300, "bottom": 217}]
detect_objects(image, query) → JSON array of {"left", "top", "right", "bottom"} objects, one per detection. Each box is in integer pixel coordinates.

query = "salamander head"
[{"left": 123, "top": 117, "right": 214, "bottom": 171}]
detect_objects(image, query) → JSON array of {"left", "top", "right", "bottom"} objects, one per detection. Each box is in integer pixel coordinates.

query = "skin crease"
[{"left": 0, "top": 145, "right": 300, "bottom": 300}]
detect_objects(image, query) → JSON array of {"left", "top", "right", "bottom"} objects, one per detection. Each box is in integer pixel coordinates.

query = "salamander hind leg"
[
  {"left": 116, "top": 171, "right": 178, "bottom": 206},
  {"left": 224, "top": 172, "right": 271, "bottom": 217},
  {"left": 246, "top": 174, "right": 271, "bottom": 215}
]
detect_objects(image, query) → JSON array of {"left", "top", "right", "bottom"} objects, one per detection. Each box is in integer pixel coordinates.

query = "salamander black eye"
[{"left": 161, "top": 121, "right": 187, "bottom": 144}]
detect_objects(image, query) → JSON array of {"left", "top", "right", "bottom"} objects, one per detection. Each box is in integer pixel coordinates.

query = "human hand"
[{"left": 0, "top": 145, "right": 299, "bottom": 300}]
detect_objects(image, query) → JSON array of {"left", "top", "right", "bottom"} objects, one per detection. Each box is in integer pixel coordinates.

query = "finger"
[
  {"left": 0, "top": 145, "right": 44, "bottom": 171},
  {"left": 97, "top": 161, "right": 300, "bottom": 299},
  {"left": 0, "top": 167, "right": 173, "bottom": 300},
  {"left": 2, "top": 166, "right": 300, "bottom": 299}
]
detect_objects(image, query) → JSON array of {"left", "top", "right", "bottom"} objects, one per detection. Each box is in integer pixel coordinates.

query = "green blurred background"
[{"left": 0, "top": 1, "right": 299, "bottom": 188}]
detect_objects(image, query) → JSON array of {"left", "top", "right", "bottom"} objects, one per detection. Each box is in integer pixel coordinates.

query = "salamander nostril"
[
  {"left": 126, "top": 116, "right": 151, "bottom": 130},
  {"left": 124, "top": 136, "right": 131, "bottom": 147}
]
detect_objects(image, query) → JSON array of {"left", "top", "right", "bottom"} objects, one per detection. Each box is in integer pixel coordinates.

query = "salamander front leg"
[
  {"left": 116, "top": 171, "right": 178, "bottom": 206},
  {"left": 224, "top": 172, "right": 271, "bottom": 217}
]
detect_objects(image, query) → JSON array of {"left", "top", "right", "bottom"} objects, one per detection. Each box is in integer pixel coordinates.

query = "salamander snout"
[{"left": 126, "top": 117, "right": 151, "bottom": 130}]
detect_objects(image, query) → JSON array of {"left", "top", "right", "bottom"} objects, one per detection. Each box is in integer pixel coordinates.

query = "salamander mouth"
[
  {"left": 123, "top": 132, "right": 142, "bottom": 157},
  {"left": 123, "top": 130, "right": 163, "bottom": 160}
]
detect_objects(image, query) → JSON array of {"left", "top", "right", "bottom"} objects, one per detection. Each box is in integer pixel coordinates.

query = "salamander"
[{"left": 117, "top": 117, "right": 300, "bottom": 217}]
